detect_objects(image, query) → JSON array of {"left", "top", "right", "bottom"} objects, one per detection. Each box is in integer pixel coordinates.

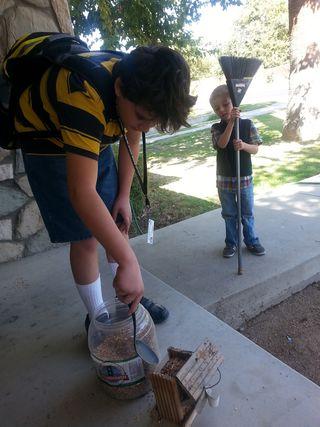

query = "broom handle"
[{"left": 235, "top": 117, "right": 243, "bottom": 275}]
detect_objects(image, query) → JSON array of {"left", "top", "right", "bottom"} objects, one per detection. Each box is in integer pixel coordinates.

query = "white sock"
[
  {"left": 109, "top": 262, "right": 118, "bottom": 278},
  {"left": 76, "top": 275, "right": 104, "bottom": 318}
]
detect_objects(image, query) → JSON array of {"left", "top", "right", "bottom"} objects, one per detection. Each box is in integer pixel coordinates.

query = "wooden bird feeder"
[{"left": 150, "top": 339, "right": 223, "bottom": 426}]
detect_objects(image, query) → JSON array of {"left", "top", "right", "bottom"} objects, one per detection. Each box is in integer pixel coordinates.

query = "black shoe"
[
  {"left": 247, "top": 243, "right": 266, "bottom": 256},
  {"left": 140, "top": 297, "right": 169, "bottom": 324},
  {"left": 223, "top": 246, "right": 236, "bottom": 258}
]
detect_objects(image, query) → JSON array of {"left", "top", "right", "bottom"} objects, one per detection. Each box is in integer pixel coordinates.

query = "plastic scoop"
[{"left": 130, "top": 305, "right": 159, "bottom": 365}]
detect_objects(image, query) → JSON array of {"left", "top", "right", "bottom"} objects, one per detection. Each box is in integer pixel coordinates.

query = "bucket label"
[{"left": 93, "top": 355, "right": 145, "bottom": 387}]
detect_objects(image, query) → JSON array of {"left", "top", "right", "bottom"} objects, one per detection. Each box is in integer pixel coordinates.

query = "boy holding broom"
[{"left": 209, "top": 84, "right": 265, "bottom": 258}]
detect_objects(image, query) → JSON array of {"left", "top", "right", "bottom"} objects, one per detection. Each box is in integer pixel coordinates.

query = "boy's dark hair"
[{"left": 113, "top": 46, "right": 196, "bottom": 132}]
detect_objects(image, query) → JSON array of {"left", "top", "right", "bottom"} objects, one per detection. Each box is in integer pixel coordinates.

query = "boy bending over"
[{"left": 16, "top": 43, "right": 196, "bottom": 330}]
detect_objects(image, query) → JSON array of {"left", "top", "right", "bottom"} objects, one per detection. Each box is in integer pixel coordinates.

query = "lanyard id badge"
[{"left": 147, "top": 218, "right": 154, "bottom": 245}]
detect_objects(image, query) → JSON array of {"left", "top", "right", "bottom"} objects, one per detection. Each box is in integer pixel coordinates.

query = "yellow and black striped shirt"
[{"left": 15, "top": 53, "right": 122, "bottom": 160}]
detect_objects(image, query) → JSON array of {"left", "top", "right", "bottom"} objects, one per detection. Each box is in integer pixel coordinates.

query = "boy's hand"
[
  {"left": 233, "top": 138, "right": 245, "bottom": 151},
  {"left": 230, "top": 107, "right": 240, "bottom": 122},
  {"left": 113, "top": 259, "right": 144, "bottom": 314},
  {"left": 112, "top": 195, "right": 132, "bottom": 235}
]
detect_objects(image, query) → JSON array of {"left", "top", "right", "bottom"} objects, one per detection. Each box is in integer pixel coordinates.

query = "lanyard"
[{"left": 118, "top": 119, "right": 150, "bottom": 210}]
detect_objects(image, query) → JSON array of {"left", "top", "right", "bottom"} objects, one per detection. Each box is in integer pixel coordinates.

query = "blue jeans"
[
  {"left": 218, "top": 184, "right": 260, "bottom": 247},
  {"left": 22, "top": 145, "right": 118, "bottom": 243}
]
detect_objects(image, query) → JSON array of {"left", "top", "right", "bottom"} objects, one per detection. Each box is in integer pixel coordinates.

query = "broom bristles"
[{"left": 219, "top": 56, "right": 262, "bottom": 80}]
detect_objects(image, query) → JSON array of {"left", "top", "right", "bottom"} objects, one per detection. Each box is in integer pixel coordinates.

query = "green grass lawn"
[
  {"left": 253, "top": 141, "right": 320, "bottom": 188},
  {"left": 148, "top": 128, "right": 213, "bottom": 165},
  {"left": 147, "top": 107, "right": 282, "bottom": 167},
  {"left": 130, "top": 172, "right": 214, "bottom": 236},
  {"left": 129, "top": 110, "right": 320, "bottom": 236},
  {"left": 254, "top": 114, "right": 284, "bottom": 145}
]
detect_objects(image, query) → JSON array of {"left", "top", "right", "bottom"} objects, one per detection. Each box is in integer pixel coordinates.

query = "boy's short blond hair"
[{"left": 209, "top": 84, "right": 230, "bottom": 110}]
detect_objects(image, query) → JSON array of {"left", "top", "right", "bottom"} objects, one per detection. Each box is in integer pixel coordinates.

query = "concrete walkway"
[
  {"left": 1, "top": 245, "right": 320, "bottom": 427},
  {"left": 1, "top": 176, "right": 319, "bottom": 426},
  {"left": 132, "top": 176, "right": 320, "bottom": 328}
]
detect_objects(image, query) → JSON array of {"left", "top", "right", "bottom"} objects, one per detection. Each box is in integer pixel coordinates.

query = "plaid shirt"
[
  {"left": 212, "top": 120, "right": 262, "bottom": 190},
  {"left": 216, "top": 175, "right": 253, "bottom": 190}
]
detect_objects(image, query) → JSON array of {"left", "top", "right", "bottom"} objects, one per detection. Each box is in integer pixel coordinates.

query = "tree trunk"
[
  {"left": 282, "top": 0, "right": 320, "bottom": 141},
  {"left": 0, "top": 0, "right": 73, "bottom": 62},
  {"left": 0, "top": 1, "right": 73, "bottom": 263}
]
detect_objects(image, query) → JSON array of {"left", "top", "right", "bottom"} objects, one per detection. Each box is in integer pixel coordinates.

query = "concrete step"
[{"left": 132, "top": 178, "right": 320, "bottom": 328}]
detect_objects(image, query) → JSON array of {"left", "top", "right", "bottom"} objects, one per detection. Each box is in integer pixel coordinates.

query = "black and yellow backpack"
[{"left": 0, "top": 32, "right": 125, "bottom": 150}]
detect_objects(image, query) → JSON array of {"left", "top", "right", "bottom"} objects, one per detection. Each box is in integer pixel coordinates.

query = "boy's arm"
[
  {"left": 66, "top": 152, "right": 143, "bottom": 312},
  {"left": 233, "top": 139, "right": 259, "bottom": 154},
  {"left": 216, "top": 120, "right": 234, "bottom": 148},
  {"left": 215, "top": 107, "right": 240, "bottom": 149},
  {"left": 112, "top": 129, "right": 141, "bottom": 234},
  {"left": 248, "top": 143, "right": 259, "bottom": 154}
]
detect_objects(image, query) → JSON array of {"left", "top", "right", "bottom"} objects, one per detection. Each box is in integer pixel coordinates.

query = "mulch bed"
[{"left": 240, "top": 281, "right": 320, "bottom": 386}]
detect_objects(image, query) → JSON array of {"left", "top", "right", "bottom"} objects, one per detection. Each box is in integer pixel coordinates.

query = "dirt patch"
[{"left": 240, "top": 281, "right": 320, "bottom": 386}]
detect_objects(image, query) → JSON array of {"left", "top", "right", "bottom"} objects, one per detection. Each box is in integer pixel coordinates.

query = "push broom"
[{"left": 219, "top": 56, "right": 262, "bottom": 275}]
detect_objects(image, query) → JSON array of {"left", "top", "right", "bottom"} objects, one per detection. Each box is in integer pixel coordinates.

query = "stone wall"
[{"left": 0, "top": 0, "right": 73, "bottom": 263}]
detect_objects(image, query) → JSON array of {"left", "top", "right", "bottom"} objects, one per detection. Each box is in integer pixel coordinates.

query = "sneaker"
[
  {"left": 223, "top": 246, "right": 236, "bottom": 258},
  {"left": 246, "top": 243, "right": 266, "bottom": 256},
  {"left": 140, "top": 297, "right": 169, "bottom": 324}
]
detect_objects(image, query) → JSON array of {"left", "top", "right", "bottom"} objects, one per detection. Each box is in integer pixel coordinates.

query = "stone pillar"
[{"left": 0, "top": 0, "right": 73, "bottom": 262}]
